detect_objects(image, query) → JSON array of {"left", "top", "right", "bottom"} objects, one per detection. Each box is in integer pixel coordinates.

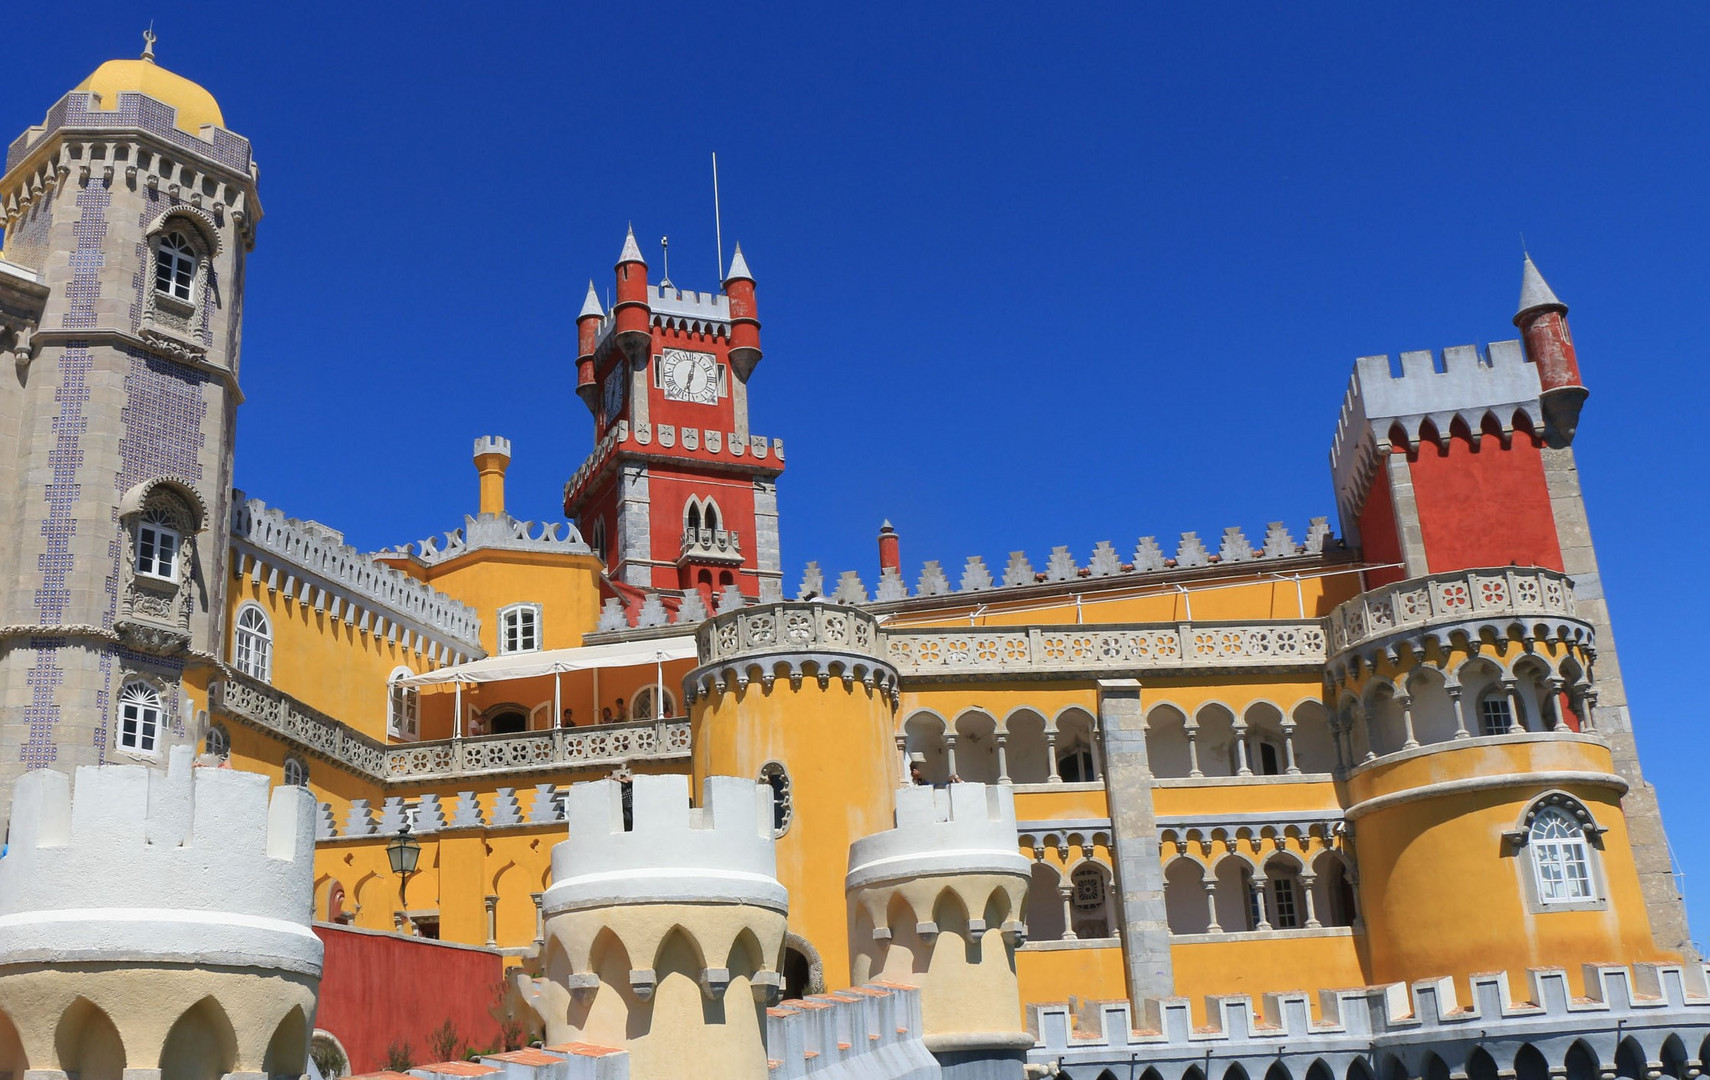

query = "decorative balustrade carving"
[
  {"left": 212, "top": 673, "right": 690, "bottom": 784},
  {"left": 680, "top": 527, "right": 742, "bottom": 563},
  {"left": 884, "top": 622, "right": 1326, "bottom": 678},
  {"left": 699, "top": 602, "right": 885, "bottom": 664},
  {"left": 1327, "top": 567, "right": 1586, "bottom": 661}
]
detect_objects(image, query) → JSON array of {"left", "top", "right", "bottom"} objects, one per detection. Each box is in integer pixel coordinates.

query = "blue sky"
[{"left": 10, "top": 6, "right": 1709, "bottom": 946}]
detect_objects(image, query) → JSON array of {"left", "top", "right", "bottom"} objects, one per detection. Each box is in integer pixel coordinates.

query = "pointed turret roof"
[
  {"left": 724, "top": 243, "right": 754, "bottom": 284},
  {"left": 578, "top": 280, "right": 604, "bottom": 319},
  {"left": 617, "top": 225, "right": 646, "bottom": 267},
  {"left": 1516, "top": 254, "right": 1565, "bottom": 319}
]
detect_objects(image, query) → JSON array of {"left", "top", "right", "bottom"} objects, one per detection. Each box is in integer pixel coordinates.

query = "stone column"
[
  {"left": 1184, "top": 723, "right": 1203, "bottom": 778},
  {"left": 1094, "top": 679, "right": 1173, "bottom": 1004},
  {"left": 1044, "top": 727, "right": 1061, "bottom": 783},
  {"left": 1203, "top": 880, "right": 1221, "bottom": 934},
  {"left": 1280, "top": 721, "right": 1300, "bottom": 775},
  {"left": 1446, "top": 684, "right": 1470, "bottom": 739},
  {"left": 1397, "top": 693, "right": 1419, "bottom": 750},
  {"left": 1232, "top": 722, "right": 1252, "bottom": 776},
  {"left": 1545, "top": 677, "right": 1565, "bottom": 731},
  {"left": 895, "top": 734, "right": 910, "bottom": 785},
  {"left": 1059, "top": 886, "right": 1077, "bottom": 940},
  {"left": 1299, "top": 873, "right": 1321, "bottom": 928},
  {"left": 484, "top": 894, "right": 498, "bottom": 947},
  {"left": 530, "top": 891, "right": 544, "bottom": 947},
  {"left": 1087, "top": 721, "right": 1104, "bottom": 781},
  {"left": 1250, "top": 878, "right": 1272, "bottom": 932},
  {"left": 944, "top": 733, "right": 959, "bottom": 781},
  {"left": 995, "top": 733, "right": 1011, "bottom": 784},
  {"left": 1502, "top": 678, "right": 1526, "bottom": 734}
]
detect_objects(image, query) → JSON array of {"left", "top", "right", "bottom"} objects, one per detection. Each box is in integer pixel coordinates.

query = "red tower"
[{"left": 564, "top": 231, "right": 784, "bottom": 610}]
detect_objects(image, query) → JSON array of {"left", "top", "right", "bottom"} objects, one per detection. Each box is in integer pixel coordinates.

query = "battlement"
[
  {"left": 6, "top": 90, "right": 255, "bottom": 176},
  {"left": 0, "top": 746, "right": 322, "bottom": 976},
  {"left": 232, "top": 495, "right": 483, "bottom": 655},
  {"left": 847, "top": 783, "right": 1031, "bottom": 892},
  {"left": 543, "top": 774, "right": 787, "bottom": 915},
  {"left": 1329, "top": 341, "right": 1542, "bottom": 524},
  {"left": 1031, "top": 963, "right": 1710, "bottom": 1079},
  {"left": 380, "top": 513, "right": 590, "bottom": 568},
  {"left": 767, "top": 984, "right": 939, "bottom": 1080},
  {"left": 473, "top": 435, "right": 512, "bottom": 459},
  {"left": 592, "top": 284, "right": 733, "bottom": 347}
]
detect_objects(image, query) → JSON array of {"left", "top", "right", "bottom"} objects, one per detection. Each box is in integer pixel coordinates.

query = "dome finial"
[{"left": 142, "top": 22, "right": 157, "bottom": 63}]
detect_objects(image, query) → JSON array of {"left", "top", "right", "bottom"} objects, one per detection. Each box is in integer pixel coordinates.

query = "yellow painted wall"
[
  {"left": 1171, "top": 932, "right": 1367, "bottom": 1024},
  {"left": 413, "top": 550, "right": 605, "bottom": 655},
  {"left": 692, "top": 678, "right": 898, "bottom": 988},
  {"left": 1016, "top": 945, "right": 1129, "bottom": 1016}
]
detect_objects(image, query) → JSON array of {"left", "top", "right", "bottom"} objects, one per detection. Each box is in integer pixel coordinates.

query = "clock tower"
[{"left": 564, "top": 228, "right": 785, "bottom": 609}]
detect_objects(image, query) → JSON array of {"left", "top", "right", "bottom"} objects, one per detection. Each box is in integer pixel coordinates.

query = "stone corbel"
[
  {"left": 565, "top": 972, "right": 600, "bottom": 1000},
  {"left": 871, "top": 925, "right": 892, "bottom": 942},
  {"left": 750, "top": 970, "right": 782, "bottom": 1003},
  {"left": 628, "top": 968, "right": 657, "bottom": 999},
  {"left": 915, "top": 921, "right": 940, "bottom": 942},
  {"left": 1001, "top": 919, "right": 1028, "bottom": 946},
  {"left": 698, "top": 967, "right": 731, "bottom": 999},
  {"left": 966, "top": 918, "right": 988, "bottom": 935}
]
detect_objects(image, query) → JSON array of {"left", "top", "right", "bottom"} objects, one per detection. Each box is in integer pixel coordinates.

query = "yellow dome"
[{"left": 74, "top": 59, "right": 224, "bottom": 135}]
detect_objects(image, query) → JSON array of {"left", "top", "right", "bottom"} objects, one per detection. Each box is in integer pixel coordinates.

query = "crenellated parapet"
[
  {"left": 378, "top": 513, "right": 590, "bottom": 567},
  {"left": 1030, "top": 963, "right": 1710, "bottom": 1080},
  {"left": 687, "top": 601, "right": 899, "bottom": 704},
  {"left": 847, "top": 783, "right": 1033, "bottom": 1074},
  {"left": 767, "top": 983, "right": 940, "bottom": 1080},
  {"left": 516, "top": 774, "right": 788, "bottom": 1080},
  {"left": 0, "top": 746, "right": 321, "bottom": 1075},
  {"left": 1330, "top": 341, "right": 1543, "bottom": 528},
  {"left": 231, "top": 495, "right": 484, "bottom": 658}
]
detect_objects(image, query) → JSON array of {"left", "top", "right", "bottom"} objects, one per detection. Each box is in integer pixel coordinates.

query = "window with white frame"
[
  {"left": 1530, "top": 806, "right": 1595, "bottom": 904},
  {"left": 117, "top": 681, "right": 163, "bottom": 754},
  {"left": 205, "top": 722, "right": 230, "bottom": 760},
  {"left": 232, "top": 604, "right": 272, "bottom": 681},
  {"left": 498, "top": 604, "right": 541, "bottom": 654},
  {"left": 1478, "top": 693, "right": 1513, "bottom": 736},
  {"left": 135, "top": 507, "right": 181, "bottom": 581},
  {"left": 283, "top": 755, "right": 309, "bottom": 787},
  {"left": 155, "top": 231, "right": 197, "bottom": 301},
  {"left": 388, "top": 666, "right": 420, "bottom": 741}
]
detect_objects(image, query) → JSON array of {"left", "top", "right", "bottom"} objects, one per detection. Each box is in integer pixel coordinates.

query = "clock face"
[
  {"left": 660, "top": 348, "right": 720, "bottom": 405},
  {"left": 603, "top": 366, "right": 624, "bottom": 421}
]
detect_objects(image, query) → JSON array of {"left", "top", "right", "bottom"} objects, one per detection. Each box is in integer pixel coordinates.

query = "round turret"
[
  {"left": 846, "top": 782, "right": 1033, "bottom": 1077},
  {"left": 516, "top": 774, "right": 788, "bottom": 1080},
  {"left": 0, "top": 746, "right": 320, "bottom": 1076},
  {"left": 575, "top": 280, "right": 603, "bottom": 409},
  {"left": 1513, "top": 255, "right": 1587, "bottom": 444},
  {"left": 612, "top": 226, "right": 651, "bottom": 362},
  {"left": 723, "top": 243, "right": 762, "bottom": 379}
]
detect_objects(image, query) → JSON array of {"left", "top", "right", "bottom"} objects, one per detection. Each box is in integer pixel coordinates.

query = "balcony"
[
  {"left": 884, "top": 620, "right": 1327, "bottom": 679},
  {"left": 1327, "top": 566, "right": 1587, "bottom": 662},
  {"left": 211, "top": 673, "right": 691, "bottom": 785},
  {"left": 679, "top": 527, "right": 743, "bottom": 565}
]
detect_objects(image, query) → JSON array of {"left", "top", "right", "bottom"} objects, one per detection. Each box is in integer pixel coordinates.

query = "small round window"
[{"left": 759, "top": 761, "right": 791, "bottom": 837}]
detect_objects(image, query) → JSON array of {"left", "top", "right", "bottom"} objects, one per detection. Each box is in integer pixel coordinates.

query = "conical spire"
[
  {"left": 1516, "top": 254, "right": 1565, "bottom": 319},
  {"left": 617, "top": 225, "right": 646, "bottom": 267},
  {"left": 578, "top": 280, "right": 604, "bottom": 319},
  {"left": 724, "top": 242, "right": 753, "bottom": 284}
]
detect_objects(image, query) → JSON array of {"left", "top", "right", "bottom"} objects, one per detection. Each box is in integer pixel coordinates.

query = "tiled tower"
[
  {"left": 564, "top": 230, "right": 785, "bottom": 607},
  {"left": 0, "top": 40, "right": 257, "bottom": 797}
]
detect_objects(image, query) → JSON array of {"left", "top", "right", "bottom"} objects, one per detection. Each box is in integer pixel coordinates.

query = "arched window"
[
  {"left": 117, "top": 681, "right": 163, "bottom": 754},
  {"left": 632, "top": 685, "right": 676, "bottom": 720},
  {"left": 760, "top": 761, "right": 791, "bottom": 836},
  {"left": 1530, "top": 806, "right": 1595, "bottom": 904},
  {"left": 283, "top": 755, "right": 310, "bottom": 787},
  {"left": 136, "top": 506, "right": 182, "bottom": 581},
  {"left": 155, "top": 231, "right": 197, "bottom": 301},
  {"left": 232, "top": 604, "right": 272, "bottom": 681},
  {"left": 704, "top": 501, "right": 720, "bottom": 532},
  {"left": 387, "top": 666, "right": 419, "bottom": 741},
  {"left": 1070, "top": 862, "right": 1111, "bottom": 938},
  {"left": 205, "top": 722, "right": 230, "bottom": 760},
  {"left": 590, "top": 518, "right": 607, "bottom": 560},
  {"left": 686, "top": 501, "right": 702, "bottom": 532},
  {"left": 498, "top": 603, "right": 541, "bottom": 654}
]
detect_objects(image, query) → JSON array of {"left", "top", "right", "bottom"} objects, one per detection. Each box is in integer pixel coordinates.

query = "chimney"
[
  {"left": 878, "top": 520, "right": 900, "bottom": 576},
  {"left": 474, "top": 436, "right": 512, "bottom": 517}
]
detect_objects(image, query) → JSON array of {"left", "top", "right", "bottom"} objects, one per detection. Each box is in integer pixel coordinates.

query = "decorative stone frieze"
[
  {"left": 886, "top": 621, "right": 1327, "bottom": 679},
  {"left": 688, "top": 601, "right": 899, "bottom": 703}
]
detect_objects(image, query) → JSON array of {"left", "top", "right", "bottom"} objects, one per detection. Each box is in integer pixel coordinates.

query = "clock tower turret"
[{"left": 564, "top": 229, "right": 784, "bottom": 611}]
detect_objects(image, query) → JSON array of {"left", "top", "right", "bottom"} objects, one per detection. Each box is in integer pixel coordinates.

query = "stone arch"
[
  {"left": 1266, "top": 1062, "right": 1293, "bottom": 1080},
  {"left": 0, "top": 1007, "right": 25, "bottom": 1075},
  {"left": 261, "top": 1006, "right": 309, "bottom": 1077},
  {"left": 1305, "top": 1060, "right": 1335, "bottom": 1080},
  {"left": 1515, "top": 1044, "right": 1550, "bottom": 1080},
  {"left": 1212, "top": 854, "right": 1255, "bottom": 932},
  {"left": 729, "top": 926, "right": 767, "bottom": 978},
  {"left": 159, "top": 995, "right": 238, "bottom": 1080},
  {"left": 1511, "top": 652, "right": 1556, "bottom": 732},
  {"left": 1311, "top": 848, "right": 1357, "bottom": 928},
  {"left": 1067, "top": 859, "right": 1113, "bottom": 938},
  {"left": 782, "top": 930, "right": 825, "bottom": 998},
  {"left": 119, "top": 476, "right": 209, "bottom": 533},
  {"left": 1454, "top": 655, "right": 1511, "bottom": 736},
  {"left": 1164, "top": 856, "right": 1210, "bottom": 934},
  {"left": 903, "top": 709, "right": 950, "bottom": 784},
  {"left": 1466, "top": 1046, "right": 1498, "bottom": 1080},
  {"left": 1224, "top": 1062, "right": 1251, "bottom": 1080},
  {"left": 1565, "top": 1039, "right": 1601, "bottom": 1080},
  {"left": 146, "top": 204, "right": 224, "bottom": 257},
  {"left": 1362, "top": 676, "right": 1406, "bottom": 758},
  {"left": 1194, "top": 701, "right": 1238, "bottom": 777},
  {"left": 56, "top": 997, "right": 126, "bottom": 1079},
  {"left": 1422, "top": 1051, "right": 1450, "bottom": 1080},
  {"left": 1145, "top": 702, "right": 1194, "bottom": 778},
  {"left": 1289, "top": 698, "right": 1336, "bottom": 772},
  {"left": 1026, "top": 861, "right": 1065, "bottom": 940},
  {"left": 1347, "top": 1058, "right": 1375, "bottom": 1080},
  {"left": 1054, "top": 706, "right": 1099, "bottom": 782},
  {"left": 1403, "top": 663, "right": 1458, "bottom": 745},
  {"left": 1262, "top": 851, "right": 1307, "bottom": 928},
  {"left": 953, "top": 708, "right": 1000, "bottom": 783},
  {"left": 1243, "top": 700, "right": 1288, "bottom": 776},
  {"left": 1615, "top": 1036, "right": 1647, "bottom": 1080},
  {"left": 1005, "top": 708, "right": 1051, "bottom": 784},
  {"left": 1658, "top": 1034, "right": 1689, "bottom": 1080},
  {"left": 582, "top": 926, "right": 635, "bottom": 1041},
  {"left": 932, "top": 884, "right": 973, "bottom": 944}
]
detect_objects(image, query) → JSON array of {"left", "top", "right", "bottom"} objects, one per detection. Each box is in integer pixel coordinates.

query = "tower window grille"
[
  {"left": 118, "top": 682, "right": 163, "bottom": 754},
  {"left": 155, "top": 231, "right": 196, "bottom": 301}
]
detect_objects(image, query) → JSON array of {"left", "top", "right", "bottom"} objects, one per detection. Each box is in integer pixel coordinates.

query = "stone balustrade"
[
  {"left": 1327, "top": 566, "right": 1586, "bottom": 662},
  {"left": 212, "top": 673, "right": 690, "bottom": 784},
  {"left": 885, "top": 621, "right": 1327, "bottom": 678},
  {"left": 680, "top": 526, "right": 742, "bottom": 563}
]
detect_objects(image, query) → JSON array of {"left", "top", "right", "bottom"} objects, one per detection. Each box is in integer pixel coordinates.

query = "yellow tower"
[{"left": 686, "top": 601, "right": 901, "bottom": 991}]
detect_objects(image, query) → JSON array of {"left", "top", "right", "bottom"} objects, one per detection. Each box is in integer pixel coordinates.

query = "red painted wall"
[
  {"left": 314, "top": 923, "right": 506, "bottom": 1071},
  {"left": 1407, "top": 434, "right": 1563, "bottom": 573},
  {"left": 1357, "top": 454, "right": 1406, "bottom": 587}
]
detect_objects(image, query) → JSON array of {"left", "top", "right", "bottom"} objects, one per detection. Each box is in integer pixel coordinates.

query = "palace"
[{"left": 0, "top": 40, "right": 1707, "bottom": 1080}]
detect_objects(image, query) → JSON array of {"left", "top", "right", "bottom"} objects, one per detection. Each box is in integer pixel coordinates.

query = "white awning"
[{"left": 396, "top": 636, "right": 698, "bottom": 688}]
